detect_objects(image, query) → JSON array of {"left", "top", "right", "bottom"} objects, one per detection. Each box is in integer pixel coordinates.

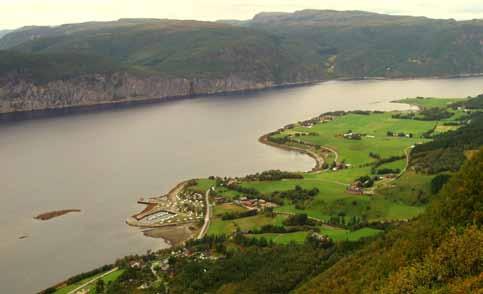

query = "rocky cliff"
[{"left": 0, "top": 73, "right": 288, "bottom": 114}]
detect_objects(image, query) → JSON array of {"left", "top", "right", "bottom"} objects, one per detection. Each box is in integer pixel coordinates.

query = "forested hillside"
[
  {"left": 296, "top": 149, "right": 482, "bottom": 293},
  {"left": 2, "top": 10, "right": 483, "bottom": 83},
  {"left": 244, "top": 10, "right": 483, "bottom": 78},
  {"left": 0, "top": 19, "right": 324, "bottom": 83}
]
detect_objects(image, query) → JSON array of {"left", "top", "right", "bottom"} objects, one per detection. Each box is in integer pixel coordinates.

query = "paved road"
[{"left": 197, "top": 187, "right": 212, "bottom": 239}]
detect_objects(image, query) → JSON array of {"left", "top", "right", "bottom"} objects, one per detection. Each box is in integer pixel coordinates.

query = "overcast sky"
[{"left": 1, "top": 0, "right": 483, "bottom": 29}]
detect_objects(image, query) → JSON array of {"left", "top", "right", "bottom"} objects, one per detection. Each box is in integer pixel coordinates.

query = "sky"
[{"left": 1, "top": 0, "right": 483, "bottom": 30}]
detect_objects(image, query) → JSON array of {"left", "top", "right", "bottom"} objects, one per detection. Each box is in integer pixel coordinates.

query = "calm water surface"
[{"left": 1, "top": 77, "right": 482, "bottom": 293}]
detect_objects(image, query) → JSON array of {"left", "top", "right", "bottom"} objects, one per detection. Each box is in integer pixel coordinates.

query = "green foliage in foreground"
[
  {"left": 168, "top": 241, "right": 363, "bottom": 294},
  {"left": 296, "top": 150, "right": 483, "bottom": 293}
]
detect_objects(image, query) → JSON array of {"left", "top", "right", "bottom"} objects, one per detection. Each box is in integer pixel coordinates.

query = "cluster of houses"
[
  {"left": 319, "top": 115, "right": 335, "bottom": 123},
  {"left": 331, "top": 162, "right": 349, "bottom": 171},
  {"left": 177, "top": 191, "right": 205, "bottom": 213},
  {"left": 298, "top": 114, "right": 336, "bottom": 128},
  {"left": 234, "top": 197, "right": 277, "bottom": 210},
  {"left": 310, "top": 232, "right": 332, "bottom": 243},
  {"left": 346, "top": 182, "right": 364, "bottom": 195},
  {"left": 282, "top": 115, "right": 335, "bottom": 130},
  {"left": 134, "top": 191, "right": 206, "bottom": 226},
  {"left": 456, "top": 106, "right": 471, "bottom": 112}
]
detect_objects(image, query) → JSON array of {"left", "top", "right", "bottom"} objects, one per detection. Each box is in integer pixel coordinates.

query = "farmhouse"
[
  {"left": 332, "top": 162, "right": 348, "bottom": 171},
  {"left": 346, "top": 182, "right": 364, "bottom": 195},
  {"left": 214, "top": 196, "right": 226, "bottom": 204},
  {"left": 343, "top": 132, "right": 362, "bottom": 140}
]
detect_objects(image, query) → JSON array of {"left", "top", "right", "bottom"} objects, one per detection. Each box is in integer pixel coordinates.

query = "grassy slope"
[
  {"left": 295, "top": 151, "right": 483, "bottom": 293},
  {"left": 202, "top": 98, "right": 470, "bottom": 239},
  {"left": 188, "top": 179, "right": 216, "bottom": 193},
  {"left": 275, "top": 112, "right": 434, "bottom": 165},
  {"left": 207, "top": 214, "right": 287, "bottom": 236},
  {"left": 247, "top": 227, "right": 382, "bottom": 245},
  {"left": 213, "top": 203, "right": 248, "bottom": 216},
  {"left": 246, "top": 231, "right": 309, "bottom": 245},
  {"left": 240, "top": 112, "right": 436, "bottom": 221}
]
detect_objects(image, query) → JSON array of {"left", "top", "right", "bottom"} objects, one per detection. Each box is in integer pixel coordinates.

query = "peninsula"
[
  {"left": 46, "top": 94, "right": 482, "bottom": 294},
  {"left": 127, "top": 95, "right": 482, "bottom": 245}
]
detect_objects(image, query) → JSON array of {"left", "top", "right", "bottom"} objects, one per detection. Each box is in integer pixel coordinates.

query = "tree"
[{"left": 95, "top": 279, "right": 105, "bottom": 293}]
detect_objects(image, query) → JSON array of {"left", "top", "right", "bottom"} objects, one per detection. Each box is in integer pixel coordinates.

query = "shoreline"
[
  {"left": 1, "top": 73, "right": 482, "bottom": 120},
  {"left": 127, "top": 106, "right": 415, "bottom": 243},
  {"left": 127, "top": 180, "right": 193, "bottom": 228},
  {"left": 258, "top": 133, "right": 327, "bottom": 172},
  {"left": 126, "top": 91, "right": 468, "bottom": 246},
  {"left": 0, "top": 79, "right": 318, "bottom": 117}
]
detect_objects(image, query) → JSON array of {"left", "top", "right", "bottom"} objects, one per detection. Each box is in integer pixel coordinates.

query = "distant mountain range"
[{"left": 1, "top": 10, "right": 482, "bottom": 113}]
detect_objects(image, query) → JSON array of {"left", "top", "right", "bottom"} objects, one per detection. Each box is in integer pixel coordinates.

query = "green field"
[
  {"left": 54, "top": 269, "right": 124, "bottom": 294},
  {"left": 376, "top": 171, "right": 436, "bottom": 206},
  {"left": 274, "top": 112, "right": 434, "bottom": 165},
  {"left": 377, "top": 158, "right": 406, "bottom": 170},
  {"left": 246, "top": 231, "right": 309, "bottom": 245},
  {"left": 200, "top": 99, "right": 459, "bottom": 240},
  {"left": 208, "top": 214, "right": 287, "bottom": 236},
  {"left": 246, "top": 226, "right": 382, "bottom": 245},
  {"left": 320, "top": 226, "right": 383, "bottom": 241},
  {"left": 213, "top": 203, "right": 248, "bottom": 216},
  {"left": 188, "top": 179, "right": 216, "bottom": 193},
  {"left": 394, "top": 97, "right": 461, "bottom": 109}
]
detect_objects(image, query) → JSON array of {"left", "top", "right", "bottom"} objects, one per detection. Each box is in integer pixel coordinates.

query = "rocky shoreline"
[{"left": 0, "top": 72, "right": 318, "bottom": 115}]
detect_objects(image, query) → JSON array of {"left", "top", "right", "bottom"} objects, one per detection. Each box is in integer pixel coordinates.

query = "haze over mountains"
[{"left": 1, "top": 10, "right": 482, "bottom": 113}]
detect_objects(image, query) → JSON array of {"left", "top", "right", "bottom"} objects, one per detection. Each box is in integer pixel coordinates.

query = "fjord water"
[{"left": 1, "top": 77, "right": 482, "bottom": 293}]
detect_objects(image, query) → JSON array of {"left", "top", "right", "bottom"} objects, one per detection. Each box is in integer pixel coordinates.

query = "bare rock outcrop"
[{"left": 0, "top": 72, "right": 304, "bottom": 114}]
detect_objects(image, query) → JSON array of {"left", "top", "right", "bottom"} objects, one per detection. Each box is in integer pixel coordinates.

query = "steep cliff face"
[{"left": 0, "top": 73, "right": 283, "bottom": 114}]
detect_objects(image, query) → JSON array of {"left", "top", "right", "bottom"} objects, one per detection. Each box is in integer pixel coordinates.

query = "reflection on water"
[{"left": 0, "top": 77, "right": 482, "bottom": 293}]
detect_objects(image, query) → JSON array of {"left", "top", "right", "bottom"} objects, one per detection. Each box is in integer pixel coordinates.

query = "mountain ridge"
[{"left": 1, "top": 9, "right": 482, "bottom": 114}]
